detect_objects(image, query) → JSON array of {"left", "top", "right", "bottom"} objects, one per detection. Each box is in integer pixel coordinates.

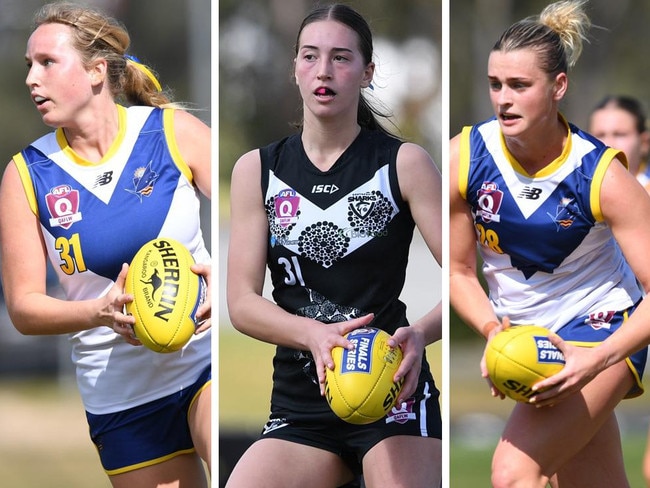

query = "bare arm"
[
  {"left": 173, "top": 109, "right": 211, "bottom": 199},
  {"left": 533, "top": 156, "right": 650, "bottom": 403},
  {"left": 172, "top": 109, "right": 212, "bottom": 329},
  {"left": 226, "top": 150, "right": 373, "bottom": 393},
  {"left": 448, "top": 133, "right": 500, "bottom": 337},
  {"left": 387, "top": 142, "right": 443, "bottom": 402},
  {"left": 0, "top": 160, "right": 133, "bottom": 336}
]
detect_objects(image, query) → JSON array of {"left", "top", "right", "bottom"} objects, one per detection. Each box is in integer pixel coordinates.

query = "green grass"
[
  {"left": 449, "top": 435, "right": 649, "bottom": 487},
  {"left": 449, "top": 342, "right": 650, "bottom": 487}
]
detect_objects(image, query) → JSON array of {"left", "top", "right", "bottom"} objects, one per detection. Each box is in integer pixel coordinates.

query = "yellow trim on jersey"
[
  {"left": 590, "top": 148, "right": 624, "bottom": 222},
  {"left": 502, "top": 114, "right": 572, "bottom": 178},
  {"left": 458, "top": 126, "right": 472, "bottom": 200},
  {"left": 163, "top": 109, "right": 194, "bottom": 184},
  {"left": 55, "top": 105, "right": 128, "bottom": 166},
  {"left": 104, "top": 448, "right": 197, "bottom": 476},
  {"left": 12, "top": 152, "right": 39, "bottom": 216}
]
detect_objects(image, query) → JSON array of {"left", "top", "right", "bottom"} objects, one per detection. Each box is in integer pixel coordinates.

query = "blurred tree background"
[
  {"left": 450, "top": 0, "right": 650, "bottom": 341},
  {"left": 0, "top": 0, "right": 210, "bottom": 161},
  {"left": 219, "top": 0, "right": 442, "bottom": 194},
  {"left": 0, "top": 0, "right": 210, "bottom": 374}
]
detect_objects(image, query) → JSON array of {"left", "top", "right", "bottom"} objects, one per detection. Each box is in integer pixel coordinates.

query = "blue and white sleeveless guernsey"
[
  {"left": 13, "top": 105, "right": 211, "bottom": 415},
  {"left": 458, "top": 115, "right": 643, "bottom": 332}
]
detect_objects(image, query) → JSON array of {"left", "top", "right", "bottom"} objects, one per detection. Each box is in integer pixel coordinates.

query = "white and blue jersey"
[
  {"left": 458, "top": 116, "right": 643, "bottom": 332},
  {"left": 13, "top": 105, "right": 210, "bottom": 414}
]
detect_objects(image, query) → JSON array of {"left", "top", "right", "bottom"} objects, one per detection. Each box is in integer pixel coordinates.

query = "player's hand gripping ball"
[
  {"left": 125, "top": 238, "right": 206, "bottom": 353},
  {"left": 325, "top": 327, "right": 404, "bottom": 424},
  {"left": 485, "top": 325, "right": 565, "bottom": 402}
]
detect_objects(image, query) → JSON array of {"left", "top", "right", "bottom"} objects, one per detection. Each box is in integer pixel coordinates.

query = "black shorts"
[{"left": 260, "top": 379, "right": 441, "bottom": 475}]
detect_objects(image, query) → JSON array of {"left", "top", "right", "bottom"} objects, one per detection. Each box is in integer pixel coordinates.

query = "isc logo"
[{"left": 312, "top": 184, "right": 339, "bottom": 194}]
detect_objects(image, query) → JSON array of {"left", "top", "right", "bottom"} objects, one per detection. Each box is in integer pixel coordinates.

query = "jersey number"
[
  {"left": 476, "top": 223, "right": 503, "bottom": 254},
  {"left": 55, "top": 233, "right": 87, "bottom": 275},
  {"left": 279, "top": 256, "right": 305, "bottom": 286}
]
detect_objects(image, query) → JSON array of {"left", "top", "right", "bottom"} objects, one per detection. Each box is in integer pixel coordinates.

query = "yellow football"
[
  {"left": 325, "top": 327, "right": 404, "bottom": 424},
  {"left": 485, "top": 325, "right": 565, "bottom": 402},
  {"left": 125, "top": 238, "right": 206, "bottom": 353}
]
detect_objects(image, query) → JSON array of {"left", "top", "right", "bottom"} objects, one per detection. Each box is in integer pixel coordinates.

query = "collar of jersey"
[
  {"left": 500, "top": 113, "right": 572, "bottom": 179},
  {"left": 55, "top": 104, "right": 127, "bottom": 166}
]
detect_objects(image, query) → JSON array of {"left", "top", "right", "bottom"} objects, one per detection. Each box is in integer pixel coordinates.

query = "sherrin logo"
[{"left": 139, "top": 239, "right": 183, "bottom": 322}]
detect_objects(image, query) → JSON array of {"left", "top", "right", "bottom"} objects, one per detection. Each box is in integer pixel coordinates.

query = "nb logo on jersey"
[
  {"left": 518, "top": 186, "right": 543, "bottom": 200},
  {"left": 312, "top": 184, "right": 339, "bottom": 194},
  {"left": 94, "top": 171, "right": 113, "bottom": 188}
]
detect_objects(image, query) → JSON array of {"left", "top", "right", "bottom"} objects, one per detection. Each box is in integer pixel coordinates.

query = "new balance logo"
[
  {"left": 94, "top": 171, "right": 114, "bottom": 187},
  {"left": 518, "top": 186, "right": 542, "bottom": 200}
]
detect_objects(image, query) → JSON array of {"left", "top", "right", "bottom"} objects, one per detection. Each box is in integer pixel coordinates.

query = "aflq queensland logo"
[
  {"left": 46, "top": 184, "right": 83, "bottom": 229},
  {"left": 340, "top": 328, "right": 378, "bottom": 375},
  {"left": 477, "top": 181, "right": 503, "bottom": 223},
  {"left": 274, "top": 188, "right": 300, "bottom": 227}
]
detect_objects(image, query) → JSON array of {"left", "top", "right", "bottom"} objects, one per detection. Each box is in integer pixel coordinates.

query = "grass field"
[
  {"left": 450, "top": 342, "right": 650, "bottom": 487},
  {"left": 0, "top": 378, "right": 110, "bottom": 487}
]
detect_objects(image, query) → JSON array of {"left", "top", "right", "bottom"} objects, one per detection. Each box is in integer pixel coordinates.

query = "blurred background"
[
  {"left": 218, "top": 0, "right": 441, "bottom": 486},
  {"left": 450, "top": 0, "right": 650, "bottom": 486},
  {"left": 0, "top": 0, "right": 210, "bottom": 486}
]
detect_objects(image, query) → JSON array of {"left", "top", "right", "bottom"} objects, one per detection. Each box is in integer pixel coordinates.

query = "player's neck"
[
  {"left": 301, "top": 118, "right": 361, "bottom": 172},
  {"left": 61, "top": 102, "right": 120, "bottom": 164}
]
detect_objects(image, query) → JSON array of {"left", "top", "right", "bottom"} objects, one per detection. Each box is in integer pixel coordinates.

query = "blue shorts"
[
  {"left": 556, "top": 304, "right": 646, "bottom": 398},
  {"left": 86, "top": 366, "right": 211, "bottom": 475}
]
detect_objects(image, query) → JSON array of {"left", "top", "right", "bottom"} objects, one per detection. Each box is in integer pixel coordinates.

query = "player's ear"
[
  {"left": 88, "top": 57, "right": 108, "bottom": 87},
  {"left": 552, "top": 72, "right": 568, "bottom": 101}
]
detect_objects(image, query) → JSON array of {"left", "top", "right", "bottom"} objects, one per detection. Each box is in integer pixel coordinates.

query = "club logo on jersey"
[
  {"left": 126, "top": 161, "right": 159, "bottom": 201},
  {"left": 477, "top": 181, "right": 503, "bottom": 223},
  {"left": 343, "top": 191, "right": 394, "bottom": 240},
  {"left": 385, "top": 398, "right": 416, "bottom": 425},
  {"left": 585, "top": 310, "right": 614, "bottom": 331},
  {"left": 45, "top": 184, "right": 82, "bottom": 229},
  {"left": 274, "top": 188, "right": 300, "bottom": 227},
  {"left": 349, "top": 196, "right": 375, "bottom": 219},
  {"left": 547, "top": 197, "right": 580, "bottom": 230}
]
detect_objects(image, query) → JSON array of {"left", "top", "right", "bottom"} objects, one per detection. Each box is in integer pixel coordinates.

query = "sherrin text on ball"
[{"left": 125, "top": 238, "right": 206, "bottom": 353}]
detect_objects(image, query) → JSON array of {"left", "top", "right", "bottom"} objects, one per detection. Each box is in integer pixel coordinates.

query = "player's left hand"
[
  {"left": 529, "top": 334, "right": 605, "bottom": 407},
  {"left": 389, "top": 326, "right": 425, "bottom": 404},
  {"left": 191, "top": 263, "right": 211, "bottom": 333}
]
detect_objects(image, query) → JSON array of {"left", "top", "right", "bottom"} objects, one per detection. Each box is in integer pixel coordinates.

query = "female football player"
[
  {"left": 0, "top": 3, "right": 211, "bottom": 486},
  {"left": 225, "top": 4, "right": 442, "bottom": 487},
  {"left": 450, "top": 1, "right": 650, "bottom": 486}
]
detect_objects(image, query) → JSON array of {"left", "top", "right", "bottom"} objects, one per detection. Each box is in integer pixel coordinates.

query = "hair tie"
[{"left": 124, "top": 54, "right": 162, "bottom": 92}]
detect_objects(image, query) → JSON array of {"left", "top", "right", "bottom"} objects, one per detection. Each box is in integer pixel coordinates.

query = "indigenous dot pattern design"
[{"left": 296, "top": 288, "right": 363, "bottom": 323}]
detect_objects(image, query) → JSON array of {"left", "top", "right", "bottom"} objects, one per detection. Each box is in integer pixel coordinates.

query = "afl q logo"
[
  {"left": 477, "top": 181, "right": 503, "bottom": 223},
  {"left": 46, "top": 184, "right": 82, "bottom": 229},
  {"left": 274, "top": 188, "right": 300, "bottom": 227}
]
